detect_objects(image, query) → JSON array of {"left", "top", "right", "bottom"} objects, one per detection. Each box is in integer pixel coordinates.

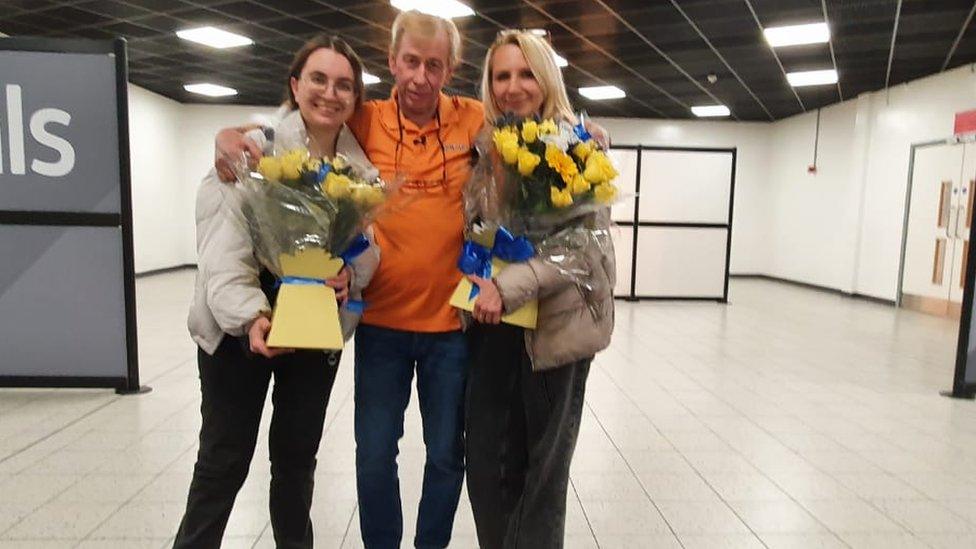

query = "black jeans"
[
  {"left": 173, "top": 330, "right": 339, "bottom": 547},
  {"left": 465, "top": 323, "right": 591, "bottom": 549}
]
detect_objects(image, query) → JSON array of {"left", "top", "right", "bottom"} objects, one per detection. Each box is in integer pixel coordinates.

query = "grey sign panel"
[
  {"left": 0, "top": 49, "right": 120, "bottom": 213},
  {"left": 0, "top": 225, "right": 127, "bottom": 377}
]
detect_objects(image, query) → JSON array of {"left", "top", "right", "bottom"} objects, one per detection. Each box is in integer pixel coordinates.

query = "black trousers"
[
  {"left": 174, "top": 270, "right": 340, "bottom": 549},
  {"left": 465, "top": 323, "right": 591, "bottom": 549}
]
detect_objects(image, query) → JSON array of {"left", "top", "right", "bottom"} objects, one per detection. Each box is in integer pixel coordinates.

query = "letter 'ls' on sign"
[{"left": 0, "top": 84, "right": 76, "bottom": 177}]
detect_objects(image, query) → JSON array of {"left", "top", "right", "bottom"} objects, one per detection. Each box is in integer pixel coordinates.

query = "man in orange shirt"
[
  {"left": 341, "top": 12, "right": 480, "bottom": 549},
  {"left": 216, "top": 12, "right": 479, "bottom": 549}
]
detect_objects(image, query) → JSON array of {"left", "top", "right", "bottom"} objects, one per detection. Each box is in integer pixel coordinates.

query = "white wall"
[
  {"left": 762, "top": 100, "right": 862, "bottom": 291},
  {"left": 591, "top": 117, "right": 771, "bottom": 276},
  {"left": 855, "top": 66, "right": 976, "bottom": 300},
  {"left": 761, "top": 64, "right": 976, "bottom": 300},
  {"left": 126, "top": 84, "right": 271, "bottom": 273},
  {"left": 128, "top": 64, "right": 976, "bottom": 299},
  {"left": 127, "top": 85, "right": 188, "bottom": 273}
]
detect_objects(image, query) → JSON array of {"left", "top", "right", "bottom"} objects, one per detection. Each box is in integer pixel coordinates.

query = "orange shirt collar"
[{"left": 380, "top": 89, "right": 461, "bottom": 133}]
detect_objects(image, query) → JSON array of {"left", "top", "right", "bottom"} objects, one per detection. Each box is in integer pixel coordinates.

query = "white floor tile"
[{"left": 3, "top": 274, "right": 974, "bottom": 547}]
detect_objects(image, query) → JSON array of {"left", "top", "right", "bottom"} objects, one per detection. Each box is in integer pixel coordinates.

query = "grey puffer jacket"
[{"left": 492, "top": 209, "right": 616, "bottom": 371}]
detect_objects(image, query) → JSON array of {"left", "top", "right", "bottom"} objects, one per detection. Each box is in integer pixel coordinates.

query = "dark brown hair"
[{"left": 285, "top": 34, "right": 365, "bottom": 109}]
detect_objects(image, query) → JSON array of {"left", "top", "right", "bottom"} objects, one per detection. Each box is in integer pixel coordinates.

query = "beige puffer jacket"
[{"left": 492, "top": 209, "right": 616, "bottom": 371}]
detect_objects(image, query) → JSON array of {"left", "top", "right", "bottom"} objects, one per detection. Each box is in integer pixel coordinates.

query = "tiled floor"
[{"left": 2, "top": 270, "right": 976, "bottom": 548}]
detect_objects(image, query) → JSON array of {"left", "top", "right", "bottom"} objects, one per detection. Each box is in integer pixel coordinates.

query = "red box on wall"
[{"left": 955, "top": 109, "right": 976, "bottom": 135}]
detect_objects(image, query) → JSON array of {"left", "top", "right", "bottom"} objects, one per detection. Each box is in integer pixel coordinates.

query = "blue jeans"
[{"left": 354, "top": 324, "right": 468, "bottom": 549}]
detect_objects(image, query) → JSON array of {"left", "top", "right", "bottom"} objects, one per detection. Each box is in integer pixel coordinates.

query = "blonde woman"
[{"left": 464, "top": 30, "right": 616, "bottom": 549}]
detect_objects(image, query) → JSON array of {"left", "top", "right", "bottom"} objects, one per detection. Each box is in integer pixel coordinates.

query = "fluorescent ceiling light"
[
  {"left": 529, "top": 28, "right": 548, "bottom": 36},
  {"left": 763, "top": 22, "right": 829, "bottom": 48},
  {"left": 579, "top": 85, "right": 625, "bottom": 100},
  {"left": 553, "top": 52, "right": 568, "bottom": 68},
  {"left": 786, "top": 69, "right": 838, "bottom": 87},
  {"left": 176, "top": 26, "right": 252, "bottom": 49},
  {"left": 691, "top": 105, "right": 730, "bottom": 117},
  {"left": 390, "top": 0, "right": 474, "bottom": 18},
  {"left": 184, "top": 83, "right": 238, "bottom": 97},
  {"left": 362, "top": 72, "right": 381, "bottom": 85}
]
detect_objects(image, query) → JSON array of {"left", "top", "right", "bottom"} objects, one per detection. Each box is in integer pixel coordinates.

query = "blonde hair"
[
  {"left": 390, "top": 10, "right": 463, "bottom": 68},
  {"left": 481, "top": 30, "right": 576, "bottom": 124}
]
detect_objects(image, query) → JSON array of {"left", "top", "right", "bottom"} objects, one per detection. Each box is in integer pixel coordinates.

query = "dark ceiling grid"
[
  {"left": 668, "top": 0, "right": 775, "bottom": 121},
  {"left": 165, "top": 0, "right": 482, "bottom": 99},
  {"left": 251, "top": 0, "right": 635, "bottom": 118},
  {"left": 1, "top": 0, "right": 391, "bottom": 103},
  {"left": 335, "top": 0, "right": 638, "bottom": 118},
  {"left": 942, "top": 1, "right": 976, "bottom": 70},
  {"left": 820, "top": 0, "right": 843, "bottom": 100},
  {"left": 518, "top": 0, "right": 702, "bottom": 119},
  {"left": 468, "top": 6, "right": 658, "bottom": 118},
  {"left": 742, "top": 0, "right": 806, "bottom": 112},
  {"left": 472, "top": 2, "right": 672, "bottom": 118},
  {"left": 591, "top": 0, "right": 745, "bottom": 121},
  {"left": 883, "top": 0, "right": 903, "bottom": 92},
  {"left": 3, "top": 0, "right": 976, "bottom": 120},
  {"left": 751, "top": 0, "right": 844, "bottom": 113}
]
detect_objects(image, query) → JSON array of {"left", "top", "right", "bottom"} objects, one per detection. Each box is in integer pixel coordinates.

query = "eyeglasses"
[{"left": 300, "top": 72, "right": 357, "bottom": 99}]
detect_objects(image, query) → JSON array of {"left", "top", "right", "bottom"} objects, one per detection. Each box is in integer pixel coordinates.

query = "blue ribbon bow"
[
  {"left": 316, "top": 162, "right": 333, "bottom": 183},
  {"left": 458, "top": 227, "right": 534, "bottom": 300}
]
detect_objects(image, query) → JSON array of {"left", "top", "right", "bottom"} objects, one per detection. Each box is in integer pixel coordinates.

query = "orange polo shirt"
[{"left": 347, "top": 92, "right": 484, "bottom": 332}]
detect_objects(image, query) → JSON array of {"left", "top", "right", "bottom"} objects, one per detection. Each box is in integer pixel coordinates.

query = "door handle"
[
  {"left": 956, "top": 205, "right": 964, "bottom": 239},
  {"left": 947, "top": 200, "right": 957, "bottom": 239}
]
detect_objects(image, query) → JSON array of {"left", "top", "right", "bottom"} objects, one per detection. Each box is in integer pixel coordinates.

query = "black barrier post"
[
  {"left": 944, "top": 215, "right": 976, "bottom": 399},
  {"left": 113, "top": 38, "right": 149, "bottom": 396}
]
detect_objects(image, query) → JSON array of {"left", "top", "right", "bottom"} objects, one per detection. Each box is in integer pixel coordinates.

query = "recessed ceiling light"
[
  {"left": 529, "top": 29, "right": 548, "bottom": 36},
  {"left": 183, "top": 83, "right": 238, "bottom": 97},
  {"left": 553, "top": 52, "right": 568, "bottom": 68},
  {"left": 763, "top": 22, "right": 829, "bottom": 48},
  {"left": 786, "top": 69, "right": 838, "bottom": 87},
  {"left": 691, "top": 105, "right": 731, "bottom": 117},
  {"left": 390, "top": 0, "right": 474, "bottom": 18},
  {"left": 578, "top": 85, "right": 626, "bottom": 100},
  {"left": 362, "top": 72, "right": 381, "bottom": 85},
  {"left": 176, "top": 26, "right": 252, "bottom": 49}
]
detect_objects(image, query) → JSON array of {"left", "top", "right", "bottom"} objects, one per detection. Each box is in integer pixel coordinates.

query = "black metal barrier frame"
[
  {"left": 609, "top": 144, "right": 737, "bottom": 303},
  {"left": 0, "top": 37, "right": 144, "bottom": 394}
]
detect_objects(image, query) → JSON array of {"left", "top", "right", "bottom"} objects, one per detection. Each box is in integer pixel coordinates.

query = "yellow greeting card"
[
  {"left": 266, "top": 248, "right": 345, "bottom": 350},
  {"left": 450, "top": 258, "right": 538, "bottom": 329}
]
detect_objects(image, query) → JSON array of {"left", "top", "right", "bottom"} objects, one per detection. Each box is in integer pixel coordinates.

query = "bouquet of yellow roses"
[
  {"left": 453, "top": 113, "right": 621, "bottom": 326},
  {"left": 489, "top": 114, "right": 619, "bottom": 218},
  {"left": 235, "top": 147, "right": 391, "bottom": 350}
]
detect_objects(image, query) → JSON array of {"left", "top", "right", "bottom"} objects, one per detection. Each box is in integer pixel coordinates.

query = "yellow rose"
[
  {"left": 545, "top": 144, "right": 579, "bottom": 184},
  {"left": 569, "top": 174, "right": 591, "bottom": 195},
  {"left": 517, "top": 147, "right": 541, "bottom": 176},
  {"left": 324, "top": 172, "right": 351, "bottom": 199},
  {"left": 280, "top": 157, "right": 303, "bottom": 180},
  {"left": 582, "top": 152, "right": 616, "bottom": 185},
  {"left": 550, "top": 186, "right": 574, "bottom": 208},
  {"left": 572, "top": 140, "right": 594, "bottom": 162},
  {"left": 363, "top": 186, "right": 386, "bottom": 207},
  {"left": 501, "top": 140, "right": 519, "bottom": 165},
  {"left": 351, "top": 185, "right": 385, "bottom": 208},
  {"left": 303, "top": 158, "right": 321, "bottom": 173},
  {"left": 257, "top": 156, "right": 282, "bottom": 182},
  {"left": 538, "top": 119, "right": 558, "bottom": 135},
  {"left": 493, "top": 128, "right": 518, "bottom": 154},
  {"left": 594, "top": 183, "right": 618, "bottom": 204},
  {"left": 521, "top": 120, "right": 538, "bottom": 144},
  {"left": 332, "top": 154, "right": 348, "bottom": 171}
]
